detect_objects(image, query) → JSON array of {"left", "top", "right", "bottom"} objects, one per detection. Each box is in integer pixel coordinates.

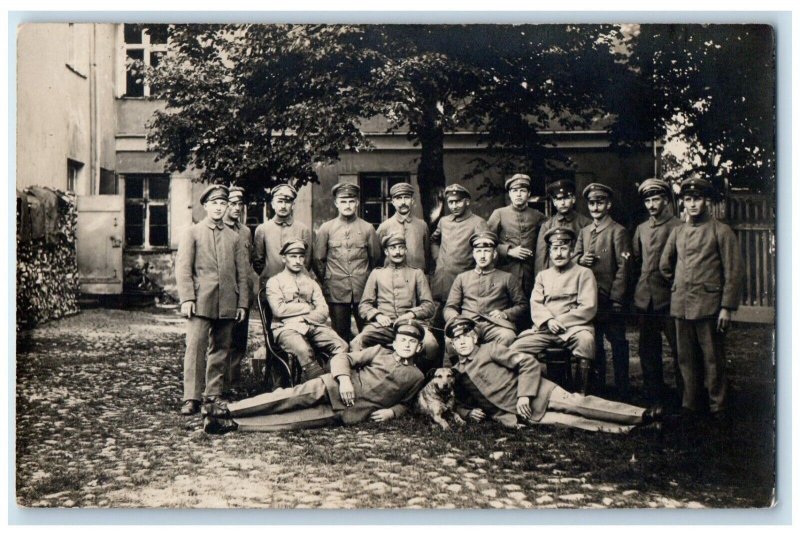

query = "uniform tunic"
[
  {"left": 358, "top": 264, "right": 436, "bottom": 323},
  {"left": 443, "top": 268, "right": 527, "bottom": 326},
  {"left": 252, "top": 217, "right": 312, "bottom": 290},
  {"left": 487, "top": 205, "right": 546, "bottom": 293},
  {"left": 535, "top": 211, "right": 593, "bottom": 274},
  {"left": 574, "top": 216, "right": 632, "bottom": 305},
  {"left": 430, "top": 211, "right": 488, "bottom": 301},
  {"left": 633, "top": 212, "right": 682, "bottom": 311},
  {"left": 313, "top": 215, "right": 381, "bottom": 304},
  {"left": 529, "top": 261, "right": 597, "bottom": 340},
  {"left": 377, "top": 213, "right": 431, "bottom": 272},
  {"left": 265, "top": 269, "right": 330, "bottom": 334}
]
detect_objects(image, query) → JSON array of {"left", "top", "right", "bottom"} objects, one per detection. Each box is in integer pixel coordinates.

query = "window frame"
[
  {"left": 358, "top": 172, "right": 411, "bottom": 228},
  {"left": 124, "top": 173, "right": 171, "bottom": 250},
  {"left": 121, "top": 24, "right": 168, "bottom": 98}
]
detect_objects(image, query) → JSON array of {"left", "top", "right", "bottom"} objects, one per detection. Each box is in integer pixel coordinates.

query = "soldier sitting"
[
  {"left": 447, "top": 316, "right": 662, "bottom": 433},
  {"left": 265, "top": 239, "right": 349, "bottom": 381},
  {"left": 443, "top": 231, "right": 526, "bottom": 357},
  {"left": 203, "top": 319, "right": 427, "bottom": 434},
  {"left": 351, "top": 233, "right": 439, "bottom": 371}
]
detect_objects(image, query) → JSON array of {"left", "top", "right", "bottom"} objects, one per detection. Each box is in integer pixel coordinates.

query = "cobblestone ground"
[{"left": 16, "top": 308, "right": 775, "bottom": 509}]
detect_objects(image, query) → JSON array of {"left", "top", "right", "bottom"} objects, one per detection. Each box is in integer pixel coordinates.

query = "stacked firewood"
[{"left": 17, "top": 189, "right": 80, "bottom": 330}]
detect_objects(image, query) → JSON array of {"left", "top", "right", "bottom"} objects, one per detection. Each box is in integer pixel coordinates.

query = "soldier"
[
  {"left": 443, "top": 231, "right": 526, "bottom": 355},
  {"left": 632, "top": 178, "right": 683, "bottom": 404},
  {"left": 430, "top": 183, "right": 488, "bottom": 326},
  {"left": 221, "top": 186, "right": 253, "bottom": 397},
  {"left": 447, "top": 316, "right": 663, "bottom": 433},
  {"left": 659, "top": 177, "right": 743, "bottom": 422},
  {"left": 351, "top": 233, "right": 439, "bottom": 370},
  {"left": 175, "top": 185, "right": 250, "bottom": 416},
  {"left": 575, "top": 183, "right": 633, "bottom": 399},
  {"left": 376, "top": 182, "right": 430, "bottom": 272},
  {"left": 487, "top": 173, "right": 546, "bottom": 296},
  {"left": 313, "top": 182, "right": 381, "bottom": 342},
  {"left": 510, "top": 228, "right": 597, "bottom": 393},
  {"left": 252, "top": 183, "right": 312, "bottom": 291},
  {"left": 202, "top": 319, "right": 427, "bottom": 434},
  {"left": 535, "top": 179, "right": 592, "bottom": 275},
  {"left": 265, "top": 239, "right": 349, "bottom": 381}
]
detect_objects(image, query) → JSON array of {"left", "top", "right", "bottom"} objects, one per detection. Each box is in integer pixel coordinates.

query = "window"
[
  {"left": 67, "top": 159, "right": 84, "bottom": 193},
  {"left": 359, "top": 173, "right": 411, "bottom": 228},
  {"left": 124, "top": 174, "right": 170, "bottom": 248},
  {"left": 122, "top": 24, "right": 168, "bottom": 98},
  {"left": 99, "top": 168, "right": 118, "bottom": 195}
]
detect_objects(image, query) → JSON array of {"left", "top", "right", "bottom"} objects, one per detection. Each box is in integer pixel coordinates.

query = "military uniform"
[
  {"left": 265, "top": 241, "right": 349, "bottom": 380},
  {"left": 352, "top": 235, "right": 439, "bottom": 367},
  {"left": 534, "top": 180, "right": 592, "bottom": 274},
  {"left": 252, "top": 184, "right": 312, "bottom": 290},
  {"left": 313, "top": 182, "right": 382, "bottom": 342},
  {"left": 574, "top": 183, "right": 633, "bottom": 397},
  {"left": 175, "top": 185, "right": 250, "bottom": 406},
  {"left": 443, "top": 232, "right": 526, "bottom": 353},
  {"left": 222, "top": 187, "right": 254, "bottom": 391},
  {"left": 487, "top": 174, "right": 546, "bottom": 296},
  {"left": 659, "top": 177, "right": 744, "bottom": 414},
  {"left": 447, "top": 317, "right": 651, "bottom": 434},
  {"left": 632, "top": 179, "right": 683, "bottom": 402},
  {"left": 376, "top": 183, "right": 431, "bottom": 272},
  {"left": 213, "top": 322, "right": 426, "bottom": 432}
]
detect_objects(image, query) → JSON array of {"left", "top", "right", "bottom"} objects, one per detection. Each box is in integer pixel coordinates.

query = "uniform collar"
[
  {"left": 272, "top": 215, "right": 294, "bottom": 227},
  {"left": 457, "top": 346, "right": 479, "bottom": 364},
  {"left": 389, "top": 261, "right": 408, "bottom": 269},
  {"left": 337, "top": 214, "right": 357, "bottom": 224},
  {"left": 649, "top": 211, "right": 672, "bottom": 228},
  {"left": 203, "top": 216, "right": 225, "bottom": 230},
  {"left": 394, "top": 212, "right": 414, "bottom": 224},
  {"left": 474, "top": 266, "right": 496, "bottom": 275},
  {"left": 591, "top": 215, "right": 612, "bottom": 233},
  {"left": 555, "top": 211, "right": 576, "bottom": 224},
  {"left": 393, "top": 353, "right": 414, "bottom": 367},
  {"left": 510, "top": 204, "right": 529, "bottom": 213},
  {"left": 553, "top": 260, "right": 576, "bottom": 273},
  {"left": 450, "top": 209, "right": 473, "bottom": 223},
  {"left": 223, "top": 218, "right": 241, "bottom": 230},
  {"left": 688, "top": 211, "right": 711, "bottom": 226}
]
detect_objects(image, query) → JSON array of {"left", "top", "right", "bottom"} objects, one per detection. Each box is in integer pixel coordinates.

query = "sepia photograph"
[{"left": 14, "top": 20, "right": 777, "bottom": 511}]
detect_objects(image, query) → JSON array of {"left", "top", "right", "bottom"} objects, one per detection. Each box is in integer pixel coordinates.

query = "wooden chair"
[{"left": 253, "top": 286, "right": 301, "bottom": 390}]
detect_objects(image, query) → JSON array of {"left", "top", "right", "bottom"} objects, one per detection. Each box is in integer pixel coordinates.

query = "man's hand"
[
  {"left": 611, "top": 302, "right": 624, "bottom": 313},
  {"left": 717, "top": 308, "right": 732, "bottom": 332},
  {"left": 370, "top": 409, "right": 395, "bottom": 422},
  {"left": 468, "top": 408, "right": 486, "bottom": 422},
  {"left": 338, "top": 376, "right": 356, "bottom": 407},
  {"left": 579, "top": 253, "right": 596, "bottom": 267},
  {"left": 507, "top": 246, "right": 533, "bottom": 260},
  {"left": 516, "top": 396, "right": 532, "bottom": 420},
  {"left": 375, "top": 314, "right": 393, "bottom": 327},
  {"left": 181, "top": 301, "right": 195, "bottom": 319},
  {"left": 396, "top": 312, "right": 415, "bottom": 322},
  {"left": 488, "top": 310, "right": 508, "bottom": 320},
  {"left": 235, "top": 307, "right": 247, "bottom": 322},
  {"left": 546, "top": 318, "right": 566, "bottom": 335}
]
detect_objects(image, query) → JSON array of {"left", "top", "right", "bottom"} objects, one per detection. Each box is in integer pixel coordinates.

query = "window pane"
[
  {"left": 125, "top": 175, "right": 144, "bottom": 198},
  {"left": 362, "top": 203, "right": 382, "bottom": 227},
  {"left": 99, "top": 168, "right": 118, "bottom": 195},
  {"left": 148, "top": 175, "right": 170, "bottom": 199},
  {"left": 125, "top": 204, "right": 145, "bottom": 246},
  {"left": 359, "top": 176, "right": 382, "bottom": 200},
  {"left": 124, "top": 24, "right": 143, "bottom": 44},
  {"left": 145, "top": 24, "right": 169, "bottom": 44},
  {"left": 149, "top": 204, "right": 168, "bottom": 226},
  {"left": 126, "top": 49, "right": 145, "bottom": 97}
]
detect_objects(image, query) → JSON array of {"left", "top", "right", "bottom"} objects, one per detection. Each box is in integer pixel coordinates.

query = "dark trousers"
[
  {"left": 638, "top": 305, "right": 682, "bottom": 403},
  {"left": 594, "top": 304, "right": 630, "bottom": 398},
  {"left": 329, "top": 302, "right": 366, "bottom": 343},
  {"left": 224, "top": 309, "right": 249, "bottom": 391},
  {"left": 675, "top": 317, "right": 728, "bottom": 413}
]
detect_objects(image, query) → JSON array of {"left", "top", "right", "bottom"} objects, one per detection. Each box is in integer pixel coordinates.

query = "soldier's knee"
[
  {"left": 573, "top": 332, "right": 595, "bottom": 360},
  {"left": 497, "top": 329, "right": 517, "bottom": 346}
]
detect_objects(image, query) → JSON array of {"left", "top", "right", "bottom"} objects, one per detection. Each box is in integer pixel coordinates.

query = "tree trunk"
[{"left": 415, "top": 106, "right": 447, "bottom": 230}]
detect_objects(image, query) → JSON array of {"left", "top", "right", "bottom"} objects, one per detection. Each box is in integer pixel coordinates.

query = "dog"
[{"left": 413, "top": 368, "right": 465, "bottom": 430}]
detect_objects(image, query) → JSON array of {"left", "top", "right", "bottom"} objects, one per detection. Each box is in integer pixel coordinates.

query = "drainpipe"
[{"left": 90, "top": 24, "right": 98, "bottom": 194}]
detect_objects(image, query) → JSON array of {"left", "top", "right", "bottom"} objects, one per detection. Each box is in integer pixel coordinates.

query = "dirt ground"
[{"left": 15, "top": 308, "right": 776, "bottom": 509}]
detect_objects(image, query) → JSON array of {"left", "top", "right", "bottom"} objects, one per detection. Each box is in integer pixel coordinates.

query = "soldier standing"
[
  {"left": 175, "top": 185, "right": 249, "bottom": 416},
  {"left": 659, "top": 177, "right": 743, "bottom": 422},
  {"left": 376, "top": 182, "right": 430, "bottom": 273},
  {"left": 313, "top": 182, "right": 381, "bottom": 342},
  {"left": 487, "top": 173, "right": 546, "bottom": 297},
  {"left": 632, "top": 178, "right": 683, "bottom": 404},
  {"left": 252, "top": 183, "right": 312, "bottom": 291},
  {"left": 535, "top": 179, "right": 592, "bottom": 275},
  {"left": 575, "top": 183, "right": 633, "bottom": 399}
]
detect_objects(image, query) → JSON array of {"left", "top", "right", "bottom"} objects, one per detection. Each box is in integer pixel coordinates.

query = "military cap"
[
  {"left": 444, "top": 183, "right": 471, "bottom": 200},
  {"left": 505, "top": 173, "right": 532, "bottom": 191},
  {"left": 271, "top": 183, "right": 298, "bottom": 200},
  {"left": 381, "top": 233, "right": 406, "bottom": 249},
  {"left": 582, "top": 183, "right": 614, "bottom": 201},
  {"left": 544, "top": 227, "right": 577, "bottom": 247},
  {"left": 279, "top": 239, "right": 307, "bottom": 256},
  {"left": 546, "top": 179, "right": 577, "bottom": 198},
  {"left": 445, "top": 315, "right": 477, "bottom": 339},
  {"left": 332, "top": 182, "right": 360, "bottom": 198},
  {"left": 469, "top": 230, "right": 499, "bottom": 249},
  {"left": 227, "top": 186, "right": 245, "bottom": 202},
  {"left": 638, "top": 178, "right": 670, "bottom": 198},
  {"left": 394, "top": 318, "right": 425, "bottom": 341},
  {"left": 389, "top": 182, "right": 415, "bottom": 198},
  {"left": 200, "top": 184, "right": 229, "bottom": 204},
  {"left": 679, "top": 176, "right": 713, "bottom": 197}
]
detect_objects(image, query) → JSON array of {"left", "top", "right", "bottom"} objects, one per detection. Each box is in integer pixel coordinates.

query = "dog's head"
[{"left": 425, "top": 367, "right": 458, "bottom": 397}]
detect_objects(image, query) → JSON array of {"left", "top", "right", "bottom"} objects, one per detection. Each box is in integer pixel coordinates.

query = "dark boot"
[
  {"left": 574, "top": 359, "right": 593, "bottom": 395},
  {"left": 612, "top": 340, "right": 631, "bottom": 400},
  {"left": 201, "top": 396, "right": 230, "bottom": 419}
]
